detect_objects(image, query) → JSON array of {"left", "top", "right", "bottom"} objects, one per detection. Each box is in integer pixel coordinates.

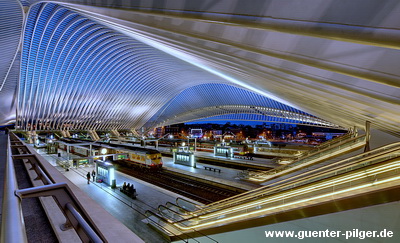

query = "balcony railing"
[
  {"left": 146, "top": 141, "right": 400, "bottom": 235},
  {"left": 246, "top": 134, "right": 367, "bottom": 181}
]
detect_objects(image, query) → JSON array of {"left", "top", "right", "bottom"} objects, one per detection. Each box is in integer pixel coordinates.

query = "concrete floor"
[{"left": 36, "top": 148, "right": 227, "bottom": 242}]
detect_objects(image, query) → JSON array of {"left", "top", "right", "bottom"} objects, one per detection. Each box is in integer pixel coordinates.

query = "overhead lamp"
[{"left": 101, "top": 148, "right": 107, "bottom": 155}]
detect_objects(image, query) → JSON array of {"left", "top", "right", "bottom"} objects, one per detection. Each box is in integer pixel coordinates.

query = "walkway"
[{"left": 36, "top": 148, "right": 210, "bottom": 242}]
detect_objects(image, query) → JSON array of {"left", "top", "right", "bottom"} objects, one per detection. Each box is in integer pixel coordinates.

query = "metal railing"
[
  {"left": 146, "top": 141, "right": 400, "bottom": 234},
  {"left": 1, "top": 133, "right": 106, "bottom": 243},
  {"left": 177, "top": 159, "right": 400, "bottom": 229},
  {"left": 199, "top": 141, "right": 400, "bottom": 212},
  {"left": 247, "top": 134, "right": 366, "bottom": 180},
  {"left": 312, "top": 131, "right": 355, "bottom": 150},
  {"left": 1, "top": 136, "right": 27, "bottom": 243}
]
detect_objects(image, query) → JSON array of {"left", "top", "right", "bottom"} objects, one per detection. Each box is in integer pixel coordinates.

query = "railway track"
[
  {"left": 161, "top": 152, "right": 273, "bottom": 171},
  {"left": 115, "top": 164, "right": 241, "bottom": 204}
]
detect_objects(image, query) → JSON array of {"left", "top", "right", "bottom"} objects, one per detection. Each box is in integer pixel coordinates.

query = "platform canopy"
[{"left": 0, "top": 0, "right": 399, "bottom": 135}]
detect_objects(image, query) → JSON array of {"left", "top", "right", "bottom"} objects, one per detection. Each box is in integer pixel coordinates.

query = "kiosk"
[
  {"left": 214, "top": 145, "right": 233, "bottom": 158},
  {"left": 173, "top": 146, "right": 196, "bottom": 167},
  {"left": 73, "top": 158, "right": 89, "bottom": 168},
  {"left": 96, "top": 160, "right": 115, "bottom": 186}
]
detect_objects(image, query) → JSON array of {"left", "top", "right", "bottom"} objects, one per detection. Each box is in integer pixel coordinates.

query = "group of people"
[
  {"left": 86, "top": 170, "right": 96, "bottom": 184},
  {"left": 122, "top": 182, "right": 136, "bottom": 194},
  {"left": 245, "top": 153, "right": 254, "bottom": 160},
  {"left": 236, "top": 153, "right": 254, "bottom": 160},
  {"left": 84, "top": 170, "right": 137, "bottom": 198}
]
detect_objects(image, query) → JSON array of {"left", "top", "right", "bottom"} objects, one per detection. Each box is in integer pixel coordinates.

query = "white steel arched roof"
[
  {"left": 0, "top": 0, "right": 23, "bottom": 126},
  {"left": 0, "top": 0, "right": 397, "bottom": 136},
  {"left": 146, "top": 83, "right": 338, "bottom": 128},
  {"left": 17, "top": 2, "right": 334, "bottom": 131},
  {"left": 55, "top": 0, "right": 399, "bottom": 136}
]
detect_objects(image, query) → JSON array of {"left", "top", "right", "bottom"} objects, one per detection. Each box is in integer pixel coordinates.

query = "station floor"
[
  {"left": 0, "top": 134, "right": 7, "bottom": 228},
  {"left": 35, "top": 150, "right": 189, "bottom": 242},
  {"left": 155, "top": 145, "right": 277, "bottom": 169},
  {"left": 162, "top": 157, "right": 260, "bottom": 190},
  {"left": 35, "top": 148, "right": 257, "bottom": 242}
]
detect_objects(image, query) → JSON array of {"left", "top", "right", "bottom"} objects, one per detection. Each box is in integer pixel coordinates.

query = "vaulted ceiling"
[{"left": 1, "top": 0, "right": 399, "bottom": 136}]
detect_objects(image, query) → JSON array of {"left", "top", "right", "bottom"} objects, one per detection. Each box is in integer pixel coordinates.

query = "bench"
[
  {"left": 120, "top": 188, "right": 137, "bottom": 199},
  {"left": 204, "top": 166, "right": 221, "bottom": 173},
  {"left": 236, "top": 155, "right": 253, "bottom": 160}
]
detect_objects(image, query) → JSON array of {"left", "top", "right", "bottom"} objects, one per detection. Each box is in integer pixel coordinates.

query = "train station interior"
[{"left": 1, "top": 0, "right": 400, "bottom": 242}]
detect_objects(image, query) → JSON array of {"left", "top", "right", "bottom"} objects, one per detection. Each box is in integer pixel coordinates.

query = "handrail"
[
  {"left": 166, "top": 202, "right": 192, "bottom": 215},
  {"left": 6, "top": 133, "right": 106, "bottom": 242},
  {"left": 176, "top": 197, "right": 202, "bottom": 211},
  {"left": 1, "top": 136, "right": 28, "bottom": 243},
  {"left": 65, "top": 203, "right": 102, "bottom": 242},
  {"left": 173, "top": 158, "right": 400, "bottom": 230},
  {"left": 313, "top": 131, "right": 354, "bottom": 150},
  {"left": 148, "top": 139, "right": 400, "bottom": 235},
  {"left": 265, "top": 134, "right": 366, "bottom": 175},
  {"left": 145, "top": 210, "right": 216, "bottom": 242},
  {"left": 244, "top": 134, "right": 366, "bottom": 182},
  {"left": 158, "top": 205, "right": 186, "bottom": 221},
  {"left": 203, "top": 136, "right": 368, "bottom": 209},
  {"left": 167, "top": 152, "right": 400, "bottom": 230},
  {"left": 16, "top": 184, "right": 103, "bottom": 243},
  {"left": 144, "top": 210, "right": 199, "bottom": 243},
  {"left": 192, "top": 141, "right": 400, "bottom": 213}
]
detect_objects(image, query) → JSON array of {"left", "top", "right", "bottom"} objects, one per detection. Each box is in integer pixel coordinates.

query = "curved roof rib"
[
  {"left": 18, "top": 3, "right": 235, "bottom": 130},
  {"left": 15, "top": 1, "right": 400, "bottom": 135},
  {"left": 18, "top": 2, "right": 331, "bottom": 131},
  {"left": 0, "top": 0, "right": 23, "bottom": 126},
  {"left": 155, "top": 106, "right": 339, "bottom": 129},
  {"left": 147, "top": 83, "right": 338, "bottom": 128},
  {"left": 58, "top": 1, "right": 400, "bottom": 136}
]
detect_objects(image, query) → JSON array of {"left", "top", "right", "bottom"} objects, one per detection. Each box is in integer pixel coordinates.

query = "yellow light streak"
[
  {"left": 197, "top": 162, "right": 399, "bottom": 219},
  {"left": 174, "top": 161, "right": 400, "bottom": 230},
  {"left": 249, "top": 140, "right": 368, "bottom": 182}
]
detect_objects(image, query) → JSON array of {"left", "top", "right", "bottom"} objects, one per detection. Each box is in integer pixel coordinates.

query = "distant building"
[
  {"left": 164, "top": 126, "right": 180, "bottom": 137},
  {"left": 312, "top": 132, "right": 346, "bottom": 140},
  {"left": 190, "top": 129, "right": 203, "bottom": 138},
  {"left": 212, "top": 130, "right": 222, "bottom": 136}
]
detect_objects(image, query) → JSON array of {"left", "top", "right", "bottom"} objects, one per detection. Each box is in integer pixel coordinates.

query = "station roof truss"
[
  {"left": 0, "top": 0, "right": 398, "bottom": 136},
  {"left": 147, "top": 83, "right": 340, "bottom": 128},
  {"left": 154, "top": 105, "right": 340, "bottom": 129},
  {"left": 0, "top": 0, "right": 23, "bottom": 126}
]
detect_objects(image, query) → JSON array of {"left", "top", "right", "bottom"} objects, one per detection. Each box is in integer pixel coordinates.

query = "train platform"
[
  {"left": 38, "top": 147, "right": 259, "bottom": 190},
  {"left": 0, "top": 134, "right": 7, "bottom": 227},
  {"left": 194, "top": 150, "right": 277, "bottom": 168},
  {"left": 35, "top": 148, "right": 208, "bottom": 242},
  {"left": 156, "top": 146, "right": 278, "bottom": 170},
  {"left": 162, "top": 157, "right": 260, "bottom": 191},
  {"left": 38, "top": 144, "right": 262, "bottom": 190}
]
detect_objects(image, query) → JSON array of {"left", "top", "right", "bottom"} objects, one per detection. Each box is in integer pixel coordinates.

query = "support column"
[
  {"left": 60, "top": 130, "right": 67, "bottom": 138},
  {"left": 364, "top": 121, "right": 371, "bottom": 152},
  {"left": 88, "top": 130, "right": 100, "bottom": 141},
  {"left": 110, "top": 129, "right": 120, "bottom": 138},
  {"left": 130, "top": 129, "right": 140, "bottom": 138}
]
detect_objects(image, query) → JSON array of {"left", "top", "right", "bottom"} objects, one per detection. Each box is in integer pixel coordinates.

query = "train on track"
[
  {"left": 113, "top": 146, "right": 163, "bottom": 170},
  {"left": 58, "top": 138, "right": 163, "bottom": 170}
]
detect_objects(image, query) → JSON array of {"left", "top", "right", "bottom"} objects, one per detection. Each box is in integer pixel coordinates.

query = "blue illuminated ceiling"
[
  {"left": 19, "top": 2, "right": 225, "bottom": 130},
  {"left": 0, "top": 0, "right": 399, "bottom": 135},
  {"left": 0, "top": 0, "right": 23, "bottom": 126},
  {"left": 18, "top": 2, "right": 337, "bottom": 131},
  {"left": 147, "top": 83, "right": 338, "bottom": 128}
]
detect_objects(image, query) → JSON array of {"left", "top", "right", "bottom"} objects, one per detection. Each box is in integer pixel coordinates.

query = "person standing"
[
  {"left": 91, "top": 170, "right": 96, "bottom": 182},
  {"left": 86, "top": 172, "right": 91, "bottom": 184}
]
